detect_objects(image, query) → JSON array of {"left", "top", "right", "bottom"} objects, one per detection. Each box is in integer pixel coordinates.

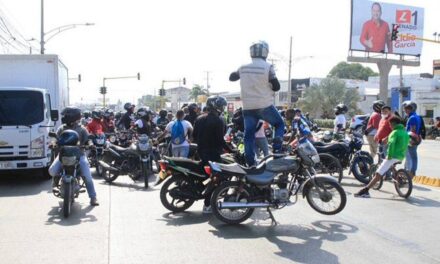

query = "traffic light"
[
  {"left": 100, "top": 86, "right": 107, "bottom": 95},
  {"left": 159, "top": 88, "right": 166, "bottom": 96},
  {"left": 391, "top": 24, "right": 400, "bottom": 41},
  {"left": 182, "top": 77, "right": 186, "bottom": 85}
]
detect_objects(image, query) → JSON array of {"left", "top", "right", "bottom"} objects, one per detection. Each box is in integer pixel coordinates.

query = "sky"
[{"left": 0, "top": 0, "right": 439, "bottom": 105}]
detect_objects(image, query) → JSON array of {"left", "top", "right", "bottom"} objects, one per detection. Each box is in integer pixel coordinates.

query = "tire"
[
  {"left": 160, "top": 176, "right": 195, "bottom": 213},
  {"left": 394, "top": 169, "right": 413, "bottom": 198},
  {"left": 210, "top": 181, "right": 255, "bottom": 225},
  {"left": 314, "top": 153, "right": 343, "bottom": 183},
  {"left": 101, "top": 166, "right": 119, "bottom": 183},
  {"left": 143, "top": 162, "right": 152, "bottom": 189},
  {"left": 305, "top": 179, "right": 346, "bottom": 215},
  {"left": 95, "top": 158, "right": 103, "bottom": 177},
  {"left": 351, "top": 155, "right": 374, "bottom": 184},
  {"left": 41, "top": 167, "right": 52, "bottom": 180},
  {"left": 369, "top": 164, "right": 383, "bottom": 190},
  {"left": 63, "top": 181, "right": 72, "bottom": 218}
]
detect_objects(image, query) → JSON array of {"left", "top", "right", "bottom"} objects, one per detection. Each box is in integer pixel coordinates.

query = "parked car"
[{"left": 349, "top": 114, "right": 369, "bottom": 134}]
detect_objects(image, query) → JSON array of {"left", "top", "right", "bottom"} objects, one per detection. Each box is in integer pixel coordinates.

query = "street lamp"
[{"left": 40, "top": 0, "right": 94, "bottom": 54}]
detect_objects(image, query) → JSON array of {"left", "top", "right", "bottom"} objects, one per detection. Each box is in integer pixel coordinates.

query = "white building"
[{"left": 164, "top": 86, "right": 191, "bottom": 110}]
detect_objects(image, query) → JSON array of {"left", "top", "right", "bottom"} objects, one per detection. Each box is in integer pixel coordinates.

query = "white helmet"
[{"left": 250, "top": 41, "right": 269, "bottom": 59}]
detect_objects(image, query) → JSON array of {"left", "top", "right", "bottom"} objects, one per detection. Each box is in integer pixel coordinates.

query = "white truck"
[{"left": 0, "top": 54, "right": 69, "bottom": 177}]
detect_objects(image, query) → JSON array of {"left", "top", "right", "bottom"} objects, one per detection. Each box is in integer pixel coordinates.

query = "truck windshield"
[{"left": 0, "top": 91, "right": 44, "bottom": 126}]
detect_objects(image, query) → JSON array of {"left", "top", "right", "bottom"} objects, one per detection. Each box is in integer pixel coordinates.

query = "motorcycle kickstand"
[{"left": 266, "top": 207, "right": 278, "bottom": 226}]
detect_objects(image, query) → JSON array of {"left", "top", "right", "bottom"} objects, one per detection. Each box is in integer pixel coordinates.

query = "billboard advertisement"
[{"left": 350, "top": 0, "right": 424, "bottom": 56}]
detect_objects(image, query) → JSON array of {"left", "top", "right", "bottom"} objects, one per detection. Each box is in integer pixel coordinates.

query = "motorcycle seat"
[
  {"left": 314, "top": 142, "right": 347, "bottom": 153},
  {"left": 246, "top": 172, "right": 276, "bottom": 185},
  {"left": 110, "top": 144, "right": 130, "bottom": 153},
  {"left": 216, "top": 163, "right": 247, "bottom": 175},
  {"left": 166, "top": 157, "right": 205, "bottom": 175}
]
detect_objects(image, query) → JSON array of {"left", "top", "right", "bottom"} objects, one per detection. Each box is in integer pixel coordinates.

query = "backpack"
[{"left": 171, "top": 120, "right": 185, "bottom": 145}]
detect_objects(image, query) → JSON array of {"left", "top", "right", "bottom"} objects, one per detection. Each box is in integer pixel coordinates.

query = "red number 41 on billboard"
[{"left": 396, "top": 10, "right": 418, "bottom": 25}]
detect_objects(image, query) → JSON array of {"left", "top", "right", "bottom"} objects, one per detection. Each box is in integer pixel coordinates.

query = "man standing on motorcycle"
[
  {"left": 193, "top": 95, "right": 231, "bottom": 213},
  {"left": 365, "top": 100, "right": 385, "bottom": 159},
  {"left": 49, "top": 107, "right": 99, "bottom": 206},
  {"left": 229, "top": 40, "right": 285, "bottom": 166}
]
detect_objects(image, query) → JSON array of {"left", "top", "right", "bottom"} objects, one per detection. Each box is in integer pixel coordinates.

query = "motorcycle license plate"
[{"left": 0, "top": 161, "right": 13, "bottom": 169}]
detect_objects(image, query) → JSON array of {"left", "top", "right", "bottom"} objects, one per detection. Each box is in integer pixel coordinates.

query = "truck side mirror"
[{"left": 51, "top": 110, "right": 59, "bottom": 121}]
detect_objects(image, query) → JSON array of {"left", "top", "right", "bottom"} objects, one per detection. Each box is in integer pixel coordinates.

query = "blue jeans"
[
  {"left": 243, "top": 105, "right": 285, "bottom": 166},
  {"left": 172, "top": 145, "right": 190, "bottom": 158},
  {"left": 405, "top": 145, "right": 418, "bottom": 175},
  {"left": 49, "top": 155, "right": 97, "bottom": 198},
  {"left": 255, "top": 137, "right": 269, "bottom": 158}
]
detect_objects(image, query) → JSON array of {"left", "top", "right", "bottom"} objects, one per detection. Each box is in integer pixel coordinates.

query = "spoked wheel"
[
  {"left": 352, "top": 156, "right": 374, "bottom": 184},
  {"left": 210, "top": 181, "right": 254, "bottom": 225},
  {"left": 393, "top": 169, "right": 412, "bottom": 198},
  {"left": 305, "top": 179, "right": 346, "bottom": 215},
  {"left": 63, "top": 181, "right": 72, "bottom": 218},
  {"left": 314, "top": 153, "right": 344, "bottom": 183},
  {"left": 160, "top": 176, "right": 195, "bottom": 212},
  {"left": 369, "top": 164, "right": 383, "bottom": 190}
]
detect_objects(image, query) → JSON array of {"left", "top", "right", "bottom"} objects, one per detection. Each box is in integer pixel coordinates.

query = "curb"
[{"left": 413, "top": 176, "right": 440, "bottom": 187}]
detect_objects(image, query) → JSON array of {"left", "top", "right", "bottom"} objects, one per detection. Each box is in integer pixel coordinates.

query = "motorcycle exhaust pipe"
[
  {"left": 98, "top": 161, "right": 119, "bottom": 172},
  {"left": 218, "top": 202, "right": 270, "bottom": 209}
]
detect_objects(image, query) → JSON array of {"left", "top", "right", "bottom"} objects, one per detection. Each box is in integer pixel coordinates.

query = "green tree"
[
  {"left": 298, "top": 78, "right": 361, "bottom": 118},
  {"left": 189, "top": 84, "right": 209, "bottom": 101},
  {"left": 328, "top": 61, "right": 378, "bottom": 81}
]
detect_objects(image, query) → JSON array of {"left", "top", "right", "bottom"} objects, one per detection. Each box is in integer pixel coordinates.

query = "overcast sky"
[{"left": 0, "top": 0, "right": 439, "bottom": 104}]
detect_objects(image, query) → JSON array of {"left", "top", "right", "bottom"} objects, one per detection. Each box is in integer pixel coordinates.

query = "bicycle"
[{"left": 369, "top": 145, "right": 412, "bottom": 198}]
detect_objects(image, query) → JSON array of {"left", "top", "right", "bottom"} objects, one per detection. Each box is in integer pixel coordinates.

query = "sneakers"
[
  {"left": 90, "top": 197, "right": 100, "bottom": 206},
  {"left": 202, "top": 205, "right": 212, "bottom": 214},
  {"left": 354, "top": 187, "right": 370, "bottom": 198}
]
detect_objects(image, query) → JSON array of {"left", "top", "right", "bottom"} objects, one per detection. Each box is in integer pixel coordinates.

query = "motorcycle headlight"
[
  {"left": 311, "top": 154, "right": 320, "bottom": 164},
  {"left": 61, "top": 156, "right": 78, "bottom": 166},
  {"left": 138, "top": 142, "right": 150, "bottom": 151},
  {"left": 96, "top": 138, "right": 106, "bottom": 145},
  {"left": 109, "top": 135, "right": 116, "bottom": 143}
]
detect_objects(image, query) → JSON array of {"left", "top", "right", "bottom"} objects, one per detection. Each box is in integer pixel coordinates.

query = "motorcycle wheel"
[
  {"left": 101, "top": 161, "right": 119, "bottom": 183},
  {"left": 351, "top": 155, "right": 373, "bottom": 184},
  {"left": 314, "top": 153, "right": 343, "bottom": 183},
  {"left": 160, "top": 176, "right": 195, "bottom": 213},
  {"left": 305, "top": 179, "right": 346, "bottom": 215},
  {"left": 210, "top": 181, "right": 254, "bottom": 225},
  {"left": 143, "top": 163, "right": 153, "bottom": 189},
  {"left": 63, "top": 181, "right": 72, "bottom": 218}
]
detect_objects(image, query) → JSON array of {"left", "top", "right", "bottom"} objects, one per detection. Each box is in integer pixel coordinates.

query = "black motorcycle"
[
  {"left": 87, "top": 133, "right": 107, "bottom": 176},
  {"left": 49, "top": 132, "right": 88, "bottom": 218},
  {"left": 312, "top": 133, "right": 373, "bottom": 184},
  {"left": 208, "top": 139, "right": 347, "bottom": 225},
  {"left": 99, "top": 134, "right": 156, "bottom": 188}
]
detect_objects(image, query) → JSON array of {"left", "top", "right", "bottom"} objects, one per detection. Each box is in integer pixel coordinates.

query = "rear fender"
[{"left": 301, "top": 175, "right": 339, "bottom": 198}]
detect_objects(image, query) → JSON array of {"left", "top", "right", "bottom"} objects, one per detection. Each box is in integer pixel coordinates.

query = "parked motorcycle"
[
  {"left": 208, "top": 138, "right": 347, "bottom": 225},
  {"left": 87, "top": 133, "right": 107, "bottom": 176},
  {"left": 99, "top": 134, "right": 156, "bottom": 188}
]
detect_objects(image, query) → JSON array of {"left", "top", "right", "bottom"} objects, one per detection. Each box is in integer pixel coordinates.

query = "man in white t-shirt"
[
  {"left": 161, "top": 110, "right": 193, "bottom": 158},
  {"left": 334, "top": 103, "right": 348, "bottom": 133}
]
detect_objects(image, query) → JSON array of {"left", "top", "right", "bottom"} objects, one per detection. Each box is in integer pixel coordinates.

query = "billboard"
[{"left": 350, "top": 0, "right": 424, "bottom": 56}]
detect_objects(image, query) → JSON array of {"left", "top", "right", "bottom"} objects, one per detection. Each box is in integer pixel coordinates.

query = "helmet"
[
  {"left": 206, "top": 95, "right": 228, "bottom": 114},
  {"left": 402, "top": 100, "right": 417, "bottom": 111},
  {"left": 58, "top": 129, "right": 79, "bottom": 146},
  {"left": 61, "top": 106, "right": 81, "bottom": 125},
  {"left": 293, "top": 108, "right": 302, "bottom": 114},
  {"left": 83, "top": 110, "right": 91, "bottom": 119},
  {"left": 334, "top": 103, "right": 348, "bottom": 115},
  {"left": 92, "top": 110, "right": 103, "bottom": 119},
  {"left": 115, "top": 111, "right": 122, "bottom": 120},
  {"left": 250, "top": 41, "right": 269, "bottom": 59},
  {"left": 373, "top": 100, "right": 386, "bottom": 112},
  {"left": 188, "top": 103, "right": 198, "bottom": 113},
  {"left": 137, "top": 107, "right": 151, "bottom": 119},
  {"left": 124, "top": 102, "right": 135, "bottom": 111},
  {"left": 159, "top": 109, "right": 167, "bottom": 118},
  {"left": 103, "top": 109, "right": 114, "bottom": 118}
]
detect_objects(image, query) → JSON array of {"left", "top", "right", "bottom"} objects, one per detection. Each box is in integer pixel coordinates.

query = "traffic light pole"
[
  {"left": 159, "top": 78, "right": 186, "bottom": 110},
  {"left": 101, "top": 73, "right": 141, "bottom": 107}
]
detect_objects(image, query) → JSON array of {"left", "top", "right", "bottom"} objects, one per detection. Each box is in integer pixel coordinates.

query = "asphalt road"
[{"left": 0, "top": 163, "right": 440, "bottom": 264}]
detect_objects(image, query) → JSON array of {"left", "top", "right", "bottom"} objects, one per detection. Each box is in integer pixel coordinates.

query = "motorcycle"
[
  {"left": 99, "top": 134, "right": 156, "bottom": 188},
  {"left": 49, "top": 132, "right": 89, "bottom": 218},
  {"left": 87, "top": 133, "right": 107, "bottom": 176},
  {"left": 208, "top": 138, "right": 347, "bottom": 225},
  {"left": 312, "top": 132, "right": 373, "bottom": 184}
]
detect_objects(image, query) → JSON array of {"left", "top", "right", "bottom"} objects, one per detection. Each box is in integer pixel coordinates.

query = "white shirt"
[
  {"left": 134, "top": 119, "right": 144, "bottom": 128},
  {"left": 165, "top": 119, "right": 193, "bottom": 147},
  {"left": 334, "top": 114, "right": 346, "bottom": 132},
  {"left": 255, "top": 121, "right": 266, "bottom": 138}
]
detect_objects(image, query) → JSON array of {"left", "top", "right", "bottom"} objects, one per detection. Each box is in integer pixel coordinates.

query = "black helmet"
[
  {"left": 124, "top": 102, "right": 135, "bottom": 111},
  {"left": 58, "top": 129, "right": 79, "bottom": 146},
  {"left": 137, "top": 107, "right": 151, "bottom": 119},
  {"left": 334, "top": 103, "right": 348, "bottom": 115},
  {"left": 206, "top": 95, "right": 227, "bottom": 114},
  {"left": 402, "top": 100, "right": 417, "bottom": 111},
  {"left": 293, "top": 108, "right": 301, "bottom": 114},
  {"left": 83, "top": 110, "right": 91, "bottom": 119},
  {"left": 188, "top": 103, "right": 198, "bottom": 113},
  {"left": 92, "top": 110, "right": 103, "bottom": 119},
  {"left": 159, "top": 109, "right": 167, "bottom": 118},
  {"left": 373, "top": 100, "right": 386, "bottom": 112},
  {"left": 103, "top": 109, "right": 114, "bottom": 118},
  {"left": 61, "top": 106, "right": 81, "bottom": 125},
  {"left": 115, "top": 111, "right": 122, "bottom": 120}
]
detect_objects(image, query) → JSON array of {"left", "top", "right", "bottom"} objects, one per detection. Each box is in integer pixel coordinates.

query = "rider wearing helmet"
[
  {"left": 102, "top": 109, "right": 115, "bottom": 133},
  {"left": 334, "top": 103, "right": 348, "bottom": 133},
  {"left": 87, "top": 110, "right": 104, "bottom": 135},
  {"left": 81, "top": 110, "right": 92, "bottom": 126},
  {"left": 118, "top": 103, "right": 135, "bottom": 130},
  {"left": 156, "top": 109, "right": 169, "bottom": 131},
  {"left": 193, "top": 95, "right": 233, "bottom": 213},
  {"left": 184, "top": 103, "right": 199, "bottom": 126},
  {"left": 365, "top": 100, "right": 385, "bottom": 158},
  {"left": 402, "top": 100, "right": 422, "bottom": 178},
  {"left": 134, "top": 108, "right": 153, "bottom": 137},
  {"left": 48, "top": 106, "right": 99, "bottom": 206},
  {"left": 229, "top": 40, "right": 285, "bottom": 166}
]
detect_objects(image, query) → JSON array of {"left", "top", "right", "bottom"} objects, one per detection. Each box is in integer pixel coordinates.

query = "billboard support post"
[{"left": 377, "top": 60, "right": 392, "bottom": 101}]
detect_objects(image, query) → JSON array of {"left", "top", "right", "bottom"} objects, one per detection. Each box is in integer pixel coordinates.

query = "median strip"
[{"left": 413, "top": 176, "right": 440, "bottom": 187}]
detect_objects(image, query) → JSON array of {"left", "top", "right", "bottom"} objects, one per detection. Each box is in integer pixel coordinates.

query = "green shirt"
[{"left": 387, "top": 124, "right": 410, "bottom": 161}]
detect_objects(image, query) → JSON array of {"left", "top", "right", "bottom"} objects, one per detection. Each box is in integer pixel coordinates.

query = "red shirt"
[
  {"left": 367, "top": 112, "right": 381, "bottom": 131},
  {"left": 360, "top": 19, "right": 391, "bottom": 53},
  {"left": 375, "top": 115, "right": 393, "bottom": 143},
  {"left": 87, "top": 119, "right": 104, "bottom": 134}
]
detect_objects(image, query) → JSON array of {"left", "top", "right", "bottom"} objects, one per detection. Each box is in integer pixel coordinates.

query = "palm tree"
[{"left": 189, "top": 84, "right": 209, "bottom": 101}]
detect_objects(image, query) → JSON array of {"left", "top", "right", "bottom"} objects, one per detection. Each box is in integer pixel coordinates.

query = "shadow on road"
[
  {"left": 158, "top": 211, "right": 211, "bottom": 226},
  {"left": 369, "top": 195, "right": 440, "bottom": 208},
  {"left": 97, "top": 179, "right": 159, "bottom": 192},
  {"left": 0, "top": 172, "right": 51, "bottom": 197},
  {"left": 209, "top": 220, "right": 358, "bottom": 264},
  {"left": 46, "top": 202, "right": 98, "bottom": 226}
]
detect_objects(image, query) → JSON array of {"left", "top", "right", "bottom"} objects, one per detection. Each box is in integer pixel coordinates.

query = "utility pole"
[
  {"left": 205, "top": 71, "right": 211, "bottom": 95},
  {"left": 288, "top": 36, "right": 293, "bottom": 107},
  {"left": 40, "top": 0, "right": 44, "bottom": 54}
]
